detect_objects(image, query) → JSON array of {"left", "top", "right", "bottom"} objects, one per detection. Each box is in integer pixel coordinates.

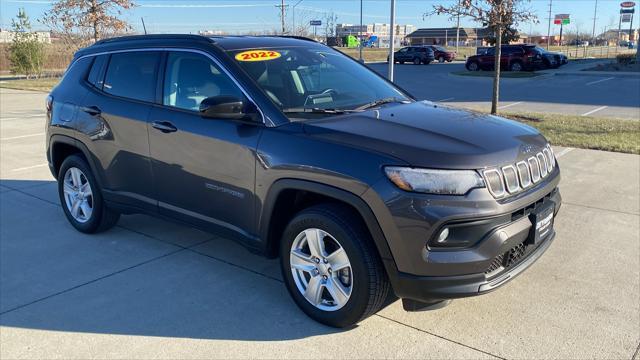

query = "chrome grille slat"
[{"left": 483, "top": 145, "right": 556, "bottom": 199}]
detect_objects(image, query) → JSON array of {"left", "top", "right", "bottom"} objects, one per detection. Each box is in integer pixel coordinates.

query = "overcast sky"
[{"left": 0, "top": 0, "right": 633, "bottom": 36}]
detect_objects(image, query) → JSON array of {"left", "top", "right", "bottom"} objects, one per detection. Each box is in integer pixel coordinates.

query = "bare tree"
[
  {"left": 429, "top": 0, "right": 537, "bottom": 114},
  {"left": 41, "top": 0, "right": 135, "bottom": 50},
  {"left": 324, "top": 11, "right": 338, "bottom": 39}
]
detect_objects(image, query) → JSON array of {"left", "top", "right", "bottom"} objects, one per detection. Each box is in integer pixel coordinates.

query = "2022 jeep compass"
[{"left": 46, "top": 35, "right": 561, "bottom": 328}]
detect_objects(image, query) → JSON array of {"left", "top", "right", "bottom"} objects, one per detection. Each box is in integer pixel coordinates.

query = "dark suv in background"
[
  {"left": 389, "top": 46, "right": 435, "bottom": 64},
  {"left": 427, "top": 45, "right": 456, "bottom": 62},
  {"left": 47, "top": 35, "right": 561, "bottom": 328},
  {"left": 466, "top": 44, "right": 545, "bottom": 71}
]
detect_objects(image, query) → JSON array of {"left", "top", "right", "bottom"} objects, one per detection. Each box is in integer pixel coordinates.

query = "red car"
[
  {"left": 427, "top": 45, "right": 456, "bottom": 63},
  {"left": 465, "top": 44, "right": 544, "bottom": 72}
]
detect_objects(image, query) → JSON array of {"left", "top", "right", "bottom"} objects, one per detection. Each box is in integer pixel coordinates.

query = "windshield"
[{"left": 229, "top": 47, "right": 410, "bottom": 118}]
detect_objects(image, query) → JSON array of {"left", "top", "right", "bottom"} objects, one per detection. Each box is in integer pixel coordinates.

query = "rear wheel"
[
  {"left": 58, "top": 155, "right": 119, "bottom": 233},
  {"left": 467, "top": 61, "right": 480, "bottom": 71},
  {"left": 438, "top": 56, "right": 445, "bottom": 63},
  {"left": 510, "top": 61, "right": 524, "bottom": 72},
  {"left": 280, "top": 204, "right": 390, "bottom": 328},
  {"left": 413, "top": 57, "right": 421, "bottom": 65}
]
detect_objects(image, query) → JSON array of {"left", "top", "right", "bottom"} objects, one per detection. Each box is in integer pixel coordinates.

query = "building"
[
  {"left": 406, "top": 27, "right": 493, "bottom": 46},
  {"left": 335, "top": 23, "right": 415, "bottom": 48},
  {"left": 598, "top": 29, "right": 638, "bottom": 45},
  {"left": 526, "top": 35, "right": 562, "bottom": 46},
  {"left": 0, "top": 29, "right": 51, "bottom": 43}
]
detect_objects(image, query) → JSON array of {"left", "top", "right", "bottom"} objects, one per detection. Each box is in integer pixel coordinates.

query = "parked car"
[
  {"left": 465, "top": 44, "right": 545, "bottom": 72},
  {"left": 388, "top": 46, "right": 435, "bottom": 64},
  {"left": 47, "top": 34, "right": 561, "bottom": 328},
  {"left": 538, "top": 47, "right": 563, "bottom": 69},
  {"left": 426, "top": 45, "right": 456, "bottom": 62}
]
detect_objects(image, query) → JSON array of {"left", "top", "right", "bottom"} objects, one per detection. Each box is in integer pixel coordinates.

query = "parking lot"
[
  {"left": 368, "top": 62, "right": 640, "bottom": 120},
  {"left": 0, "top": 87, "right": 639, "bottom": 359}
]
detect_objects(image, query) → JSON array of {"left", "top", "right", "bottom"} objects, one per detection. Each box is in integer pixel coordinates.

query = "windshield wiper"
[
  {"left": 282, "top": 107, "right": 359, "bottom": 115},
  {"left": 354, "top": 97, "right": 408, "bottom": 111}
]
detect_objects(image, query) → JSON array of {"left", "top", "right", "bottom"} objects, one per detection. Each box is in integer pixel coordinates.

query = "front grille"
[
  {"left": 483, "top": 144, "right": 556, "bottom": 199},
  {"left": 484, "top": 241, "right": 529, "bottom": 277}
]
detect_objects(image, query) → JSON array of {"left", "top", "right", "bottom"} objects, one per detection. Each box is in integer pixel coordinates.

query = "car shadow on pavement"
[{"left": 0, "top": 179, "right": 365, "bottom": 341}]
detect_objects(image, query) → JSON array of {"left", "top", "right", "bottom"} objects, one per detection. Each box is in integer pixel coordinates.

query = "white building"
[{"left": 0, "top": 29, "right": 51, "bottom": 43}]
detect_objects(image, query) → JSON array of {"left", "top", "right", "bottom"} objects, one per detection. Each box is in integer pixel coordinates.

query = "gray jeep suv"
[{"left": 46, "top": 35, "right": 561, "bottom": 328}]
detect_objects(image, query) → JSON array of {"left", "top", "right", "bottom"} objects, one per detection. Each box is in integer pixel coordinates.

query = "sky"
[{"left": 0, "top": 0, "right": 633, "bottom": 37}]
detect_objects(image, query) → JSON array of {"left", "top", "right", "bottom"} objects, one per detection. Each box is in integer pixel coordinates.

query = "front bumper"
[{"left": 365, "top": 168, "right": 561, "bottom": 303}]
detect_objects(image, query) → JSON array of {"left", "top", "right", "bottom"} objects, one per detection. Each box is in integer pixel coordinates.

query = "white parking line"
[
  {"left": 586, "top": 77, "right": 614, "bottom": 86},
  {"left": 556, "top": 147, "right": 574, "bottom": 158},
  {"left": 1, "top": 133, "right": 45, "bottom": 141},
  {"left": 581, "top": 106, "right": 608, "bottom": 116},
  {"left": 437, "top": 97, "right": 455, "bottom": 102},
  {"left": 498, "top": 101, "right": 523, "bottom": 109},
  {"left": 11, "top": 163, "right": 48, "bottom": 172}
]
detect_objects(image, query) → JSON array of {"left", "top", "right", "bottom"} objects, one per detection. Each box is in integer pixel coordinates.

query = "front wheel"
[
  {"left": 509, "top": 61, "right": 523, "bottom": 72},
  {"left": 280, "top": 204, "right": 390, "bottom": 328},
  {"left": 58, "top": 155, "right": 120, "bottom": 233},
  {"left": 467, "top": 61, "right": 480, "bottom": 71},
  {"left": 438, "top": 56, "right": 445, "bottom": 63}
]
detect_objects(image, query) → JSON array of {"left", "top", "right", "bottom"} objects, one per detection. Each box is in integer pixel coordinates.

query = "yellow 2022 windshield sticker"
[{"left": 235, "top": 50, "right": 281, "bottom": 62}]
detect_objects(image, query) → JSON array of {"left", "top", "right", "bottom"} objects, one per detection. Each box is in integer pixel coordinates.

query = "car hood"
[{"left": 302, "top": 101, "right": 548, "bottom": 169}]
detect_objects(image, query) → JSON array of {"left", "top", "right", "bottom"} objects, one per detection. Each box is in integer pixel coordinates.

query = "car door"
[
  {"left": 147, "top": 50, "right": 262, "bottom": 240},
  {"left": 479, "top": 47, "right": 495, "bottom": 69},
  {"left": 76, "top": 51, "right": 160, "bottom": 212},
  {"left": 396, "top": 47, "right": 409, "bottom": 61}
]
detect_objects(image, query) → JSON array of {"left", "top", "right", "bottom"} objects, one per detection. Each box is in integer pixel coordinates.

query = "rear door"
[
  {"left": 147, "top": 50, "right": 262, "bottom": 240},
  {"left": 76, "top": 51, "right": 160, "bottom": 212}
]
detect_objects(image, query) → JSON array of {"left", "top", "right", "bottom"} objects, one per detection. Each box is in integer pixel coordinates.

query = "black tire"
[
  {"left": 466, "top": 61, "right": 480, "bottom": 71},
  {"left": 57, "top": 155, "right": 120, "bottom": 233},
  {"left": 280, "top": 203, "right": 390, "bottom": 328},
  {"left": 413, "top": 57, "right": 421, "bottom": 65},
  {"left": 509, "top": 61, "right": 524, "bottom": 72}
]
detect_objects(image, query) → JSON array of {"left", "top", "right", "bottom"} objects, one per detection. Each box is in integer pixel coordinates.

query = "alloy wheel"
[
  {"left": 289, "top": 228, "right": 353, "bottom": 311},
  {"left": 63, "top": 167, "right": 94, "bottom": 223}
]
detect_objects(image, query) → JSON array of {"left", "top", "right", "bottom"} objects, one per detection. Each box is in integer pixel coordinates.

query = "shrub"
[
  {"left": 616, "top": 53, "right": 636, "bottom": 65},
  {"left": 8, "top": 9, "right": 46, "bottom": 78}
]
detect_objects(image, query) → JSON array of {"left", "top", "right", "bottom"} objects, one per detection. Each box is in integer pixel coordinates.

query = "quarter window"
[
  {"left": 103, "top": 51, "right": 160, "bottom": 102},
  {"left": 163, "top": 52, "right": 244, "bottom": 111},
  {"left": 87, "top": 55, "right": 108, "bottom": 89}
]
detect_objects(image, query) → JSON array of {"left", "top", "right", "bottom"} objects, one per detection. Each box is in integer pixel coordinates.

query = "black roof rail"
[{"left": 93, "top": 34, "right": 214, "bottom": 46}]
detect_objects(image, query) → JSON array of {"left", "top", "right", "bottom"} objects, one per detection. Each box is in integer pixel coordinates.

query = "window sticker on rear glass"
[{"left": 235, "top": 50, "right": 281, "bottom": 62}]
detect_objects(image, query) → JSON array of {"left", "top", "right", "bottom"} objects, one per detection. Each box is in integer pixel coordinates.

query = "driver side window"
[{"left": 163, "top": 52, "right": 244, "bottom": 112}]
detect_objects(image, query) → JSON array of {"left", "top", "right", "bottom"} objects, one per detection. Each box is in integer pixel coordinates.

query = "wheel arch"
[
  {"left": 49, "top": 135, "right": 104, "bottom": 188},
  {"left": 259, "top": 179, "right": 394, "bottom": 268}
]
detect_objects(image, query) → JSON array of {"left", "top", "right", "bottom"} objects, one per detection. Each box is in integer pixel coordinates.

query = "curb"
[{"left": 552, "top": 71, "right": 640, "bottom": 78}]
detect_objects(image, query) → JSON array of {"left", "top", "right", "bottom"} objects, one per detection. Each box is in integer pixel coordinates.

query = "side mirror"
[{"left": 199, "top": 95, "right": 258, "bottom": 121}]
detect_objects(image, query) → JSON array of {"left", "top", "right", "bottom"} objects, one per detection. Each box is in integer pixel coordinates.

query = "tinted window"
[
  {"left": 87, "top": 55, "right": 107, "bottom": 88},
  {"left": 103, "top": 52, "right": 160, "bottom": 102},
  {"left": 163, "top": 52, "right": 244, "bottom": 112}
]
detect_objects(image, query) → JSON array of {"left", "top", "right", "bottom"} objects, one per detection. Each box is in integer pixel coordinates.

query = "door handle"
[
  {"left": 82, "top": 106, "right": 101, "bottom": 116},
  {"left": 151, "top": 121, "right": 178, "bottom": 133}
]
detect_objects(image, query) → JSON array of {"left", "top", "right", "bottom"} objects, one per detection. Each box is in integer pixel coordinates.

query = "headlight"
[{"left": 384, "top": 167, "right": 485, "bottom": 195}]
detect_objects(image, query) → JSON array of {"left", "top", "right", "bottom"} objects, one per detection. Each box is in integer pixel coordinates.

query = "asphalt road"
[
  {"left": 368, "top": 62, "right": 640, "bottom": 120},
  {"left": 1, "top": 88, "right": 639, "bottom": 359}
]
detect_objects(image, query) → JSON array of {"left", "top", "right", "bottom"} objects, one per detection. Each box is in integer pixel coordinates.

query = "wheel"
[
  {"left": 509, "top": 61, "right": 523, "bottom": 72},
  {"left": 58, "top": 155, "right": 120, "bottom": 233},
  {"left": 280, "top": 204, "right": 390, "bottom": 328},
  {"left": 413, "top": 57, "right": 421, "bottom": 65},
  {"left": 467, "top": 61, "right": 480, "bottom": 71},
  {"left": 438, "top": 56, "right": 445, "bottom": 63},
  {"left": 398, "top": 60, "right": 404, "bottom": 64}
]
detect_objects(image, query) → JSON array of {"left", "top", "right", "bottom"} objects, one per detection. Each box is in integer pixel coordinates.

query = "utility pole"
[
  {"left": 388, "top": 0, "right": 396, "bottom": 81},
  {"left": 275, "top": 0, "right": 287, "bottom": 34},
  {"left": 547, "top": 0, "right": 553, "bottom": 49},
  {"left": 591, "top": 0, "right": 598, "bottom": 45}
]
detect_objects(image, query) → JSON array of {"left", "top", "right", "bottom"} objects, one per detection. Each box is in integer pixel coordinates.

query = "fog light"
[{"left": 437, "top": 228, "right": 450, "bottom": 243}]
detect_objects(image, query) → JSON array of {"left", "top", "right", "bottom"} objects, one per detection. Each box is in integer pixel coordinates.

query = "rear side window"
[
  {"left": 87, "top": 55, "right": 108, "bottom": 88},
  {"left": 103, "top": 52, "right": 160, "bottom": 102}
]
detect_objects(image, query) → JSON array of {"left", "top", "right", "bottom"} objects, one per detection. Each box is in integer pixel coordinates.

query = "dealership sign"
[
  {"left": 554, "top": 14, "right": 570, "bottom": 25},
  {"left": 620, "top": 1, "right": 635, "bottom": 7}
]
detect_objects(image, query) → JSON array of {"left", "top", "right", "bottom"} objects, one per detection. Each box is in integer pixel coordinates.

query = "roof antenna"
[{"left": 141, "top": 17, "right": 147, "bottom": 35}]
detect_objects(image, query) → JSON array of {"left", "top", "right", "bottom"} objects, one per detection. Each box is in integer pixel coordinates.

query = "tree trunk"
[
  {"left": 92, "top": 0, "right": 99, "bottom": 42},
  {"left": 491, "top": 25, "right": 502, "bottom": 114}
]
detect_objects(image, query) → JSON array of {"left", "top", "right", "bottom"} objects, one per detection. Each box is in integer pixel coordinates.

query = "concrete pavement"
[{"left": 1, "top": 88, "right": 639, "bottom": 359}]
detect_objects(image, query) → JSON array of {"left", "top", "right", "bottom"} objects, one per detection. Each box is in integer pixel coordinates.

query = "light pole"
[
  {"left": 456, "top": 0, "right": 460, "bottom": 53},
  {"left": 359, "top": 0, "right": 363, "bottom": 62},
  {"left": 292, "top": 0, "right": 304, "bottom": 36},
  {"left": 388, "top": 0, "right": 396, "bottom": 81},
  {"left": 547, "top": 0, "right": 553, "bottom": 49},
  {"left": 591, "top": 0, "right": 598, "bottom": 45}
]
